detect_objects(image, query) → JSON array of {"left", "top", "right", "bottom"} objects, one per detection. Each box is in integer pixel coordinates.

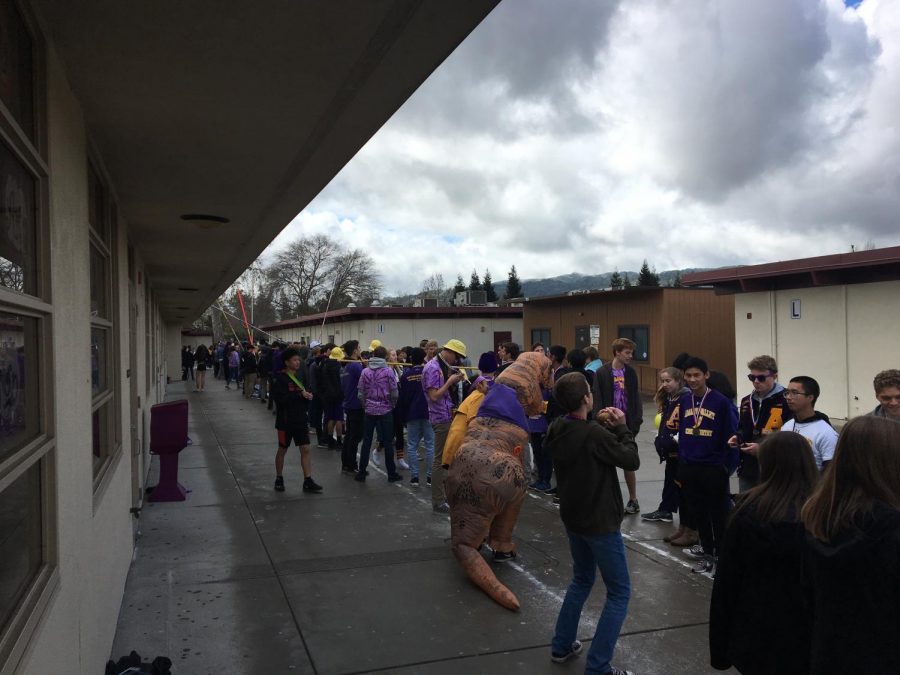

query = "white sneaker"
[
  {"left": 398, "top": 458, "right": 410, "bottom": 470},
  {"left": 371, "top": 450, "right": 381, "bottom": 467}
]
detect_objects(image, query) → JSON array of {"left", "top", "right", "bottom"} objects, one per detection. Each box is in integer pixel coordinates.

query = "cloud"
[{"left": 265, "top": 0, "right": 900, "bottom": 297}]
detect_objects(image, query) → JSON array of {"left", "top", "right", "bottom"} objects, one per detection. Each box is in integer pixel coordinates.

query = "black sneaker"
[
  {"left": 341, "top": 465, "right": 358, "bottom": 474},
  {"left": 387, "top": 473, "right": 404, "bottom": 483},
  {"left": 691, "top": 555, "right": 716, "bottom": 576},
  {"left": 609, "top": 668, "right": 635, "bottom": 675},
  {"left": 432, "top": 502, "right": 449, "bottom": 513},
  {"left": 274, "top": 476, "right": 285, "bottom": 492},
  {"left": 426, "top": 475, "right": 432, "bottom": 486},
  {"left": 625, "top": 499, "right": 641, "bottom": 514},
  {"left": 641, "top": 510, "right": 674, "bottom": 523},
  {"left": 354, "top": 472, "right": 366, "bottom": 482},
  {"left": 409, "top": 476, "right": 420, "bottom": 486},
  {"left": 493, "top": 550, "right": 517, "bottom": 563},
  {"left": 317, "top": 439, "right": 330, "bottom": 449},
  {"left": 550, "top": 640, "right": 583, "bottom": 663},
  {"left": 683, "top": 544, "right": 707, "bottom": 559},
  {"left": 302, "top": 477, "right": 323, "bottom": 493}
]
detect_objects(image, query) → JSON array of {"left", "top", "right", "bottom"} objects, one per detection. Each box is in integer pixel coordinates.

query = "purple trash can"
[{"left": 149, "top": 399, "right": 189, "bottom": 502}]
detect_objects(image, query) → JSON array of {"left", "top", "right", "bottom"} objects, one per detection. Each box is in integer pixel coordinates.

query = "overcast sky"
[{"left": 264, "top": 0, "right": 899, "bottom": 297}]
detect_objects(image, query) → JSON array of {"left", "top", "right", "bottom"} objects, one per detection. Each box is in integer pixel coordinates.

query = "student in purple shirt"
[
  {"left": 397, "top": 347, "right": 434, "bottom": 486},
  {"left": 422, "top": 339, "right": 467, "bottom": 513},
  {"left": 592, "top": 338, "right": 643, "bottom": 514}
]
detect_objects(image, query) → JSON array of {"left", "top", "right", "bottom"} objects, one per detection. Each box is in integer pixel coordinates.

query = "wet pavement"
[{"left": 112, "top": 380, "right": 735, "bottom": 674}]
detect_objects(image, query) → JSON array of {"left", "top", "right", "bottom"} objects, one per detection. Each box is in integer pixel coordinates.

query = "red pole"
[{"left": 236, "top": 289, "right": 254, "bottom": 345}]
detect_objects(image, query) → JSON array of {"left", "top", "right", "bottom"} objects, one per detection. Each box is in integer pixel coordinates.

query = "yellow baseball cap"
[
  {"left": 369, "top": 339, "right": 382, "bottom": 351},
  {"left": 442, "top": 339, "right": 467, "bottom": 358},
  {"left": 329, "top": 347, "right": 345, "bottom": 360}
]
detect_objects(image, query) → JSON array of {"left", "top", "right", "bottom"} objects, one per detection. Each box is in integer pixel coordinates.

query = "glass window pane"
[
  {"left": 0, "top": 0, "right": 35, "bottom": 140},
  {"left": 89, "top": 243, "right": 108, "bottom": 319},
  {"left": 87, "top": 164, "right": 109, "bottom": 243},
  {"left": 0, "top": 311, "right": 39, "bottom": 463},
  {"left": 91, "top": 403, "right": 109, "bottom": 471},
  {"left": 0, "top": 460, "right": 42, "bottom": 635},
  {"left": 0, "top": 139, "right": 37, "bottom": 296},
  {"left": 91, "top": 327, "right": 107, "bottom": 397}
]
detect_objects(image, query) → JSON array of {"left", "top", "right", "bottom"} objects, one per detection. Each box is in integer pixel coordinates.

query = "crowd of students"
[{"left": 180, "top": 332, "right": 900, "bottom": 675}]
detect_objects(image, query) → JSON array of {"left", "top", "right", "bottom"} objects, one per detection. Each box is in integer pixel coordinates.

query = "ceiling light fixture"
[
  {"left": 177, "top": 286, "right": 200, "bottom": 292},
  {"left": 180, "top": 213, "right": 230, "bottom": 229}
]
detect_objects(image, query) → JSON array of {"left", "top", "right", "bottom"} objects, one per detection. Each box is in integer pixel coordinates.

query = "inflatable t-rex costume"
[{"left": 445, "top": 352, "right": 551, "bottom": 611}]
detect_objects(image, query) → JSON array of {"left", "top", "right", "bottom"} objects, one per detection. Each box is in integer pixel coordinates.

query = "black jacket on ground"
[
  {"left": 272, "top": 366, "right": 310, "bottom": 431},
  {"left": 592, "top": 363, "right": 643, "bottom": 434},
  {"left": 709, "top": 506, "right": 811, "bottom": 674},
  {"left": 544, "top": 417, "right": 639, "bottom": 536},
  {"left": 805, "top": 501, "right": 900, "bottom": 675}
]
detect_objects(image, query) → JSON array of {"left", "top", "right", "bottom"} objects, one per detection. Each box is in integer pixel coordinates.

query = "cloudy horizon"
[{"left": 262, "top": 0, "right": 900, "bottom": 297}]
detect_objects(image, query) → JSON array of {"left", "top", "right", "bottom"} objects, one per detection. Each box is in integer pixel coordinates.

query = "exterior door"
[
  {"left": 574, "top": 325, "right": 590, "bottom": 349},
  {"left": 493, "top": 331, "right": 511, "bottom": 352}
]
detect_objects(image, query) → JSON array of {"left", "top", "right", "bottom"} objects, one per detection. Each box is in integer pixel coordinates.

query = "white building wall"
[
  {"left": 734, "top": 281, "right": 899, "bottom": 421},
  {"left": 14, "top": 42, "right": 168, "bottom": 675},
  {"left": 271, "top": 316, "right": 522, "bottom": 362}
]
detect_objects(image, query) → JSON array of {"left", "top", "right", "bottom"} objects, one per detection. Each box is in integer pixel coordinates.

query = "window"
[
  {"left": 0, "top": 3, "right": 54, "bottom": 667},
  {"left": 574, "top": 325, "right": 590, "bottom": 349},
  {"left": 618, "top": 325, "right": 649, "bottom": 362},
  {"left": 88, "top": 163, "right": 118, "bottom": 480},
  {"left": 0, "top": 0, "right": 35, "bottom": 141},
  {"left": 530, "top": 328, "right": 550, "bottom": 347}
]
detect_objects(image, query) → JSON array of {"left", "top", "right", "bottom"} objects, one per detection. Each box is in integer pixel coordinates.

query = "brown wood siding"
[
  {"left": 662, "top": 289, "right": 736, "bottom": 389},
  {"left": 524, "top": 288, "right": 735, "bottom": 395}
]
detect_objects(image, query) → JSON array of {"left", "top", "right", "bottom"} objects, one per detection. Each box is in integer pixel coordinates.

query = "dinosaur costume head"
[{"left": 495, "top": 351, "right": 551, "bottom": 416}]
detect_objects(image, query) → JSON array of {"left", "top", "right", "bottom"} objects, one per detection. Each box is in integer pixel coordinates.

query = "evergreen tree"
[
  {"left": 637, "top": 259, "right": 660, "bottom": 287},
  {"left": 504, "top": 265, "right": 523, "bottom": 299},
  {"left": 483, "top": 269, "right": 497, "bottom": 302},
  {"left": 670, "top": 271, "right": 683, "bottom": 288},
  {"left": 623, "top": 272, "right": 632, "bottom": 288},
  {"left": 452, "top": 274, "right": 467, "bottom": 306},
  {"left": 469, "top": 270, "right": 482, "bottom": 291},
  {"left": 610, "top": 269, "right": 623, "bottom": 290}
]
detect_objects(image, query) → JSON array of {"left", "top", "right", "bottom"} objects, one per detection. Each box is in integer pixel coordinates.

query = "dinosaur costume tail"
[{"left": 453, "top": 544, "right": 521, "bottom": 611}]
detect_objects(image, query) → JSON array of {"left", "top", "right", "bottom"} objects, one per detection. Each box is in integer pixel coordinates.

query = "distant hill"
[{"left": 382, "top": 268, "right": 711, "bottom": 306}]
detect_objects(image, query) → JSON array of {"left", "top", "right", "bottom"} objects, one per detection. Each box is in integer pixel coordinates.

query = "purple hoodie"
[{"left": 357, "top": 358, "right": 398, "bottom": 416}]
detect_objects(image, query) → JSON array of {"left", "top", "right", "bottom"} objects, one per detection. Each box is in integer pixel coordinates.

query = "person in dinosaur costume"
[{"left": 445, "top": 351, "right": 551, "bottom": 611}]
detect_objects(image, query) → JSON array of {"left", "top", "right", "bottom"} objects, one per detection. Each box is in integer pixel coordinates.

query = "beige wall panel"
[
  {"left": 733, "top": 293, "right": 776, "bottom": 395},
  {"left": 272, "top": 316, "right": 521, "bottom": 363},
  {"left": 846, "top": 281, "right": 900, "bottom": 417},
  {"left": 773, "top": 287, "right": 848, "bottom": 419}
]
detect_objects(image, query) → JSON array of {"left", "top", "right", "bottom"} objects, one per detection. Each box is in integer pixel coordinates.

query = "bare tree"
[
  {"left": 327, "top": 248, "right": 382, "bottom": 308},
  {"left": 268, "top": 234, "right": 335, "bottom": 314}
]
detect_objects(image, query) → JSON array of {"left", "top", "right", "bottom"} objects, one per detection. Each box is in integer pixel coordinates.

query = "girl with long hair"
[
  {"left": 710, "top": 431, "right": 819, "bottom": 674},
  {"left": 801, "top": 416, "right": 900, "bottom": 674}
]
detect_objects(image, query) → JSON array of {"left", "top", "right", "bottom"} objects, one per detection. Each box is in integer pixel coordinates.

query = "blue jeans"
[
  {"left": 227, "top": 365, "right": 239, "bottom": 385},
  {"left": 553, "top": 530, "right": 631, "bottom": 674},
  {"left": 359, "top": 412, "right": 396, "bottom": 475},
  {"left": 405, "top": 418, "right": 434, "bottom": 478}
]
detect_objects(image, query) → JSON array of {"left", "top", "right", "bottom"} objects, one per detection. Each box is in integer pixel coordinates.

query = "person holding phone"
[{"left": 728, "top": 356, "right": 791, "bottom": 493}]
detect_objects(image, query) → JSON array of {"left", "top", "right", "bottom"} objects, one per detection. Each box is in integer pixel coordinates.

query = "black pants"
[
  {"left": 342, "top": 408, "right": 364, "bottom": 470},
  {"left": 678, "top": 462, "right": 730, "bottom": 557},
  {"left": 659, "top": 456, "right": 681, "bottom": 514},
  {"left": 531, "top": 432, "right": 551, "bottom": 484}
]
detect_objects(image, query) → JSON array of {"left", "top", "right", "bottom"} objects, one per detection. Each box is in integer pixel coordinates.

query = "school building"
[
  {"left": 682, "top": 246, "right": 900, "bottom": 421},
  {"left": 523, "top": 287, "right": 736, "bottom": 393},
  {"left": 262, "top": 306, "right": 523, "bottom": 360},
  {"left": 0, "top": 3, "right": 497, "bottom": 673}
]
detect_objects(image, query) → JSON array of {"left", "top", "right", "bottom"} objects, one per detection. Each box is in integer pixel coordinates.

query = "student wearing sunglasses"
[{"left": 728, "top": 356, "right": 792, "bottom": 492}]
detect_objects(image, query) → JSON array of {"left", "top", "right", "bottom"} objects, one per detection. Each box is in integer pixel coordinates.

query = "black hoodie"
[
  {"left": 804, "top": 501, "right": 900, "bottom": 674},
  {"left": 544, "top": 417, "right": 639, "bottom": 536},
  {"left": 710, "top": 505, "right": 811, "bottom": 674}
]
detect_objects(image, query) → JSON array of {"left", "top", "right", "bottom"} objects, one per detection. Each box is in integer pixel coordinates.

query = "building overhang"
[
  {"left": 31, "top": 1, "right": 499, "bottom": 322},
  {"left": 682, "top": 246, "right": 900, "bottom": 294}
]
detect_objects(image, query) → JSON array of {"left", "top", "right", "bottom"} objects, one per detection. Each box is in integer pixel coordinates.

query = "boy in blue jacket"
[{"left": 677, "top": 357, "right": 738, "bottom": 575}]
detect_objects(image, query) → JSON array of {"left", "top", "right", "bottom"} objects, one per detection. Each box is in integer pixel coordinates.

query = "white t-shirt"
[{"left": 782, "top": 418, "right": 838, "bottom": 471}]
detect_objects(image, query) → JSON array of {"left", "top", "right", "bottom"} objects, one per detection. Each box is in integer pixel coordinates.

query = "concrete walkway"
[{"left": 112, "top": 380, "right": 734, "bottom": 674}]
